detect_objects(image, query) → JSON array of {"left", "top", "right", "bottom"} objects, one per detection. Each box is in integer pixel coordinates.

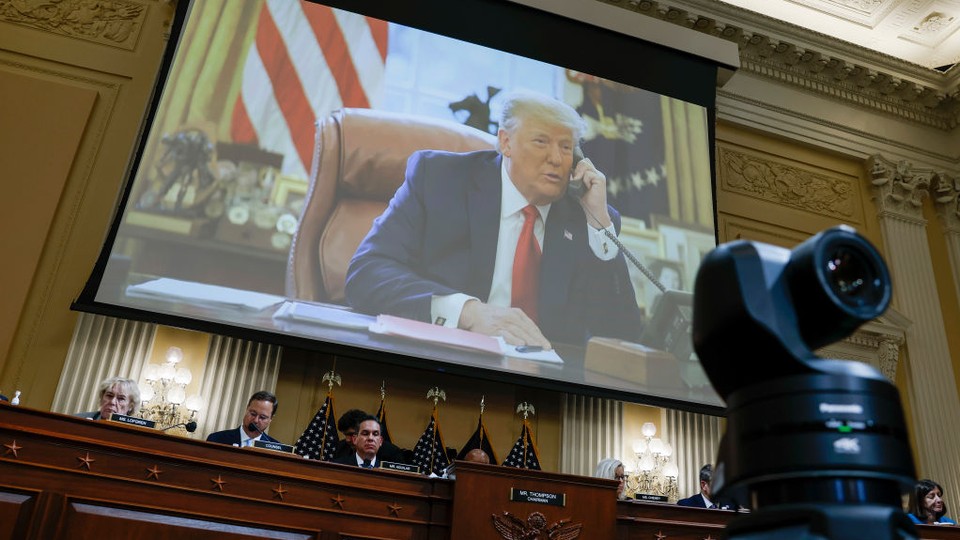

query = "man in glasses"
[{"left": 206, "top": 390, "right": 283, "bottom": 447}]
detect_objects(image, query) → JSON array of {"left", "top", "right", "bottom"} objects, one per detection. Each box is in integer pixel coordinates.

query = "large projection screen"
[{"left": 78, "top": 0, "right": 726, "bottom": 412}]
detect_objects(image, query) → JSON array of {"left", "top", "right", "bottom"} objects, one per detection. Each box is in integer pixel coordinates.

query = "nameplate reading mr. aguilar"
[
  {"left": 253, "top": 440, "right": 295, "bottom": 453},
  {"left": 108, "top": 413, "right": 156, "bottom": 429},
  {"left": 509, "top": 488, "right": 566, "bottom": 507},
  {"left": 380, "top": 461, "right": 421, "bottom": 474}
]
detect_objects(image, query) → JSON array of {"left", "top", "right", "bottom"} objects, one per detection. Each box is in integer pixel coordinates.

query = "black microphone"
[
  {"left": 162, "top": 420, "right": 198, "bottom": 433},
  {"left": 248, "top": 422, "right": 266, "bottom": 437}
]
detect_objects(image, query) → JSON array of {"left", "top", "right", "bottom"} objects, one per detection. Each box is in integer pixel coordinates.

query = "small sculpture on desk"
[
  {"left": 11, "top": 390, "right": 21, "bottom": 405},
  {"left": 137, "top": 128, "right": 220, "bottom": 216}
]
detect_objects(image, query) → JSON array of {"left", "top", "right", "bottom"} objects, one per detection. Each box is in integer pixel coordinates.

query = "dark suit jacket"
[
  {"left": 345, "top": 150, "right": 643, "bottom": 346},
  {"left": 676, "top": 493, "right": 709, "bottom": 508},
  {"left": 206, "top": 427, "right": 280, "bottom": 446},
  {"left": 331, "top": 452, "right": 377, "bottom": 467}
]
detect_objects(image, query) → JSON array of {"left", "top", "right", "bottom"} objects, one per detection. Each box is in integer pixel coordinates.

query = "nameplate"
[
  {"left": 635, "top": 493, "right": 669, "bottom": 502},
  {"left": 108, "top": 413, "right": 156, "bottom": 429},
  {"left": 509, "top": 488, "right": 566, "bottom": 507},
  {"left": 253, "top": 440, "right": 295, "bottom": 453},
  {"left": 380, "top": 461, "right": 420, "bottom": 474}
]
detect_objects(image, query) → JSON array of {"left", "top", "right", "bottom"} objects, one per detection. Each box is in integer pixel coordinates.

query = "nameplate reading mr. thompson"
[{"left": 509, "top": 488, "right": 566, "bottom": 507}]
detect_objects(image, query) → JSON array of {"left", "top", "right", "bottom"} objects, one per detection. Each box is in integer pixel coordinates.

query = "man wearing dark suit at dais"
[
  {"left": 332, "top": 415, "right": 382, "bottom": 468},
  {"left": 206, "top": 390, "right": 282, "bottom": 447},
  {"left": 345, "top": 90, "right": 642, "bottom": 349}
]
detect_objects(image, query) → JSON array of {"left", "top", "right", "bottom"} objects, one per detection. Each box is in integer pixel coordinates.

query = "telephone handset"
[{"left": 567, "top": 146, "right": 586, "bottom": 199}]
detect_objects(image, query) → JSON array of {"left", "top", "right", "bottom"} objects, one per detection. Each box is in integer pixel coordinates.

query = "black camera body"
[{"left": 693, "top": 226, "right": 916, "bottom": 539}]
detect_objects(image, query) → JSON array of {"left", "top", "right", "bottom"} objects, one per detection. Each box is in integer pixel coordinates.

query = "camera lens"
[{"left": 824, "top": 245, "right": 883, "bottom": 309}]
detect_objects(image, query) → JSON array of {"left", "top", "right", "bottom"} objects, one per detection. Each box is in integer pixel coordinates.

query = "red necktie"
[{"left": 512, "top": 205, "right": 541, "bottom": 322}]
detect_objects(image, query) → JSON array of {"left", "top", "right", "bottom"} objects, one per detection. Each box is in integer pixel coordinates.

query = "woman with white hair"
[
  {"left": 595, "top": 458, "right": 627, "bottom": 500},
  {"left": 75, "top": 376, "right": 141, "bottom": 420}
]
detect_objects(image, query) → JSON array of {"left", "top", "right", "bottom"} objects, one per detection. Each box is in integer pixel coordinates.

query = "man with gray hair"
[{"left": 346, "top": 90, "right": 641, "bottom": 347}]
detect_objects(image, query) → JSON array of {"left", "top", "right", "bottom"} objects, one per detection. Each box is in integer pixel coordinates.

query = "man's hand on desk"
[{"left": 458, "top": 300, "right": 552, "bottom": 350}]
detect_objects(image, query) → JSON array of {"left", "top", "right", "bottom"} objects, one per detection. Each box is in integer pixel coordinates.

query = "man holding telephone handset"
[{"left": 346, "top": 90, "right": 642, "bottom": 349}]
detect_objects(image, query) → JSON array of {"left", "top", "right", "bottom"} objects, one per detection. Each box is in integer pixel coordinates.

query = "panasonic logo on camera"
[{"left": 819, "top": 403, "right": 863, "bottom": 414}]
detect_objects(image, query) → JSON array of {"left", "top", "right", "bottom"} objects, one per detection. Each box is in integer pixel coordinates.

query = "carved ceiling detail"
[
  {"left": 598, "top": 0, "right": 960, "bottom": 130},
  {"left": 718, "top": 146, "right": 856, "bottom": 218},
  {"left": 0, "top": 0, "right": 146, "bottom": 49}
]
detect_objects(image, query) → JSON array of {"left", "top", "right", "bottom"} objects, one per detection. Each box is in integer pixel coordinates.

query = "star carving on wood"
[
  {"left": 76, "top": 452, "right": 95, "bottom": 471},
  {"left": 272, "top": 483, "right": 288, "bottom": 501},
  {"left": 703, "top": 535, "right": 716, "bottom": 540},
  {"left": 387, "top": 502, "right": 403, "bottom": 517},
  {"left": 331, "top": 493, "right": 345, "bottom": 510},
  {"left": 3, "top": 440, "right": 22, "bottom": 458},
  {"left": 145, "top": 465, "right": 163, "bottom": 481},
  {"left": 210, "top": 475, "right": 227, "bottom": 491},
  {"left": 655, "top": 532, "right": 667, "bottom": 540}
]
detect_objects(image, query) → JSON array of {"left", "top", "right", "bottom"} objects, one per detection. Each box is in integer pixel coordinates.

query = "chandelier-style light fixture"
[
  {"left": 628, "top": 421, "right": 679, "bottom": 502},
  {"left": 140, "top": 346, "right": 203, "bottom": 434}
]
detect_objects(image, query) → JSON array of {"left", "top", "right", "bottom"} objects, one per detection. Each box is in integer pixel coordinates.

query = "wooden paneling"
[{"left": 0, "top": 488, "right": 37, "bottom": 539}]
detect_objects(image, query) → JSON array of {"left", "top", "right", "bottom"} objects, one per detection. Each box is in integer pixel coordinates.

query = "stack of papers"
[
  {"left": 272, "top": 301, "right": 374, "bottom": 330},
  {"left": 126, "top": 278, "right": 284, "bottom": 312}
]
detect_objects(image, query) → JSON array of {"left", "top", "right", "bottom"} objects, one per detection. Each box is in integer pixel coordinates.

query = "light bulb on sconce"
[
  {"left": 140, "top": 346, "right": 203, "bottom": 435},
  {"left": 626, "top": 422, "right": 679, "bottom": 503}
]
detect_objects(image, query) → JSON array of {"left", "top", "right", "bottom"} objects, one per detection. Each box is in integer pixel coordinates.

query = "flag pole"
[
  {"left": 516, "top": 402, "right": 535, "bottom": 468},
  {"left": 319, "top": 367, "right": 341, "bottom": 459},
  {"left": 426, "top": 387, "right": 446, "bottom": 474}
]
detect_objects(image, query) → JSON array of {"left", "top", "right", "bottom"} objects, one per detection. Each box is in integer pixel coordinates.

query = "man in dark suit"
[
  {"left": 677, "top": 464, "right": 715, "bottom": 508},
  {"left": 332, "top": 408, "right": 406, "bottom": 463},
  {"left": 332, "top": 415, "right": 382, "bottom": 468},
  {"left": 206, "top": 390, "right": 282, "bottom": 447},
  {"left": 346, "top": 90, "right": 642, "bottom": 348}
]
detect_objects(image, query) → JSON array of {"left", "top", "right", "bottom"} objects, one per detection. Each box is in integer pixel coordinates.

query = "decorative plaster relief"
[
  {"left": 932, "top": 173, "right": 960, "bottom": 229},
  {"left": 719, "top": 147, "right": 856, "bottom": 218},
  {"left": 0, "top": 0, "right": 146, "bottom": 50},
  {"left": 866, "top": 154, "right": 941, "bottom": 220},
  {"left": 602, "top": 0, "right": 960, "bottom": 129}
]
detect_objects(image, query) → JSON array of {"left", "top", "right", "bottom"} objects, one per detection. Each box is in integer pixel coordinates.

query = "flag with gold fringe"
[
  {"left": 294, "top": 393, "right": 340, "bottom": 461},
  {"left": 457, "top": 399, "right": 498, "bottom": 464},
  {"left": 502, "top": 418, "right": 541, "bottom": 470},
  {"left": 412, "top": 407, "right": 450, "bottom": 476},
  {"left": 376, "top": 385, "right": 393, "bottom": 446}
]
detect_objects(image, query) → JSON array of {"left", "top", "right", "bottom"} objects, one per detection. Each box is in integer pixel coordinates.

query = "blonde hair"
[
  {"left": 98, "top": 377, "right": 141, "bottom": 416},
  {"left": 497, "top": 90, "right": 586, "bottom": 153}
]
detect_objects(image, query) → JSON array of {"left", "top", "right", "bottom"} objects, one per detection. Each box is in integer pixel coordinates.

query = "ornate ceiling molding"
[
  {"left": 598, "top": 0, "right": 960, "bottom": 130},
  {"left": 866, "top": 154, "right": 955, "bottom": 222}
]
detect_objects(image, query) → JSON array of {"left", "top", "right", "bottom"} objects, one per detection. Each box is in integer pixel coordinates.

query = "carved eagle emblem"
[{"left": 491, "top": 511, "right": 583, "bottom": 540}]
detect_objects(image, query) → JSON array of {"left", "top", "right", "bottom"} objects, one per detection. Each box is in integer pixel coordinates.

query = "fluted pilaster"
[
  {"left": 867, "top": 155, "right": 960, "bottom": 498},
  {"left": 932, "top": 176, "right": 960, "bottom": 306}
]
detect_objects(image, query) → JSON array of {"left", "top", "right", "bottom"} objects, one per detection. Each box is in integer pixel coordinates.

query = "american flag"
[
  {"left": 457, "top": 415, "right": 498, "bottom": 464},
  {"left": 502, "top": 419, "right": 541, "bottom": 470},
  {"left": 412, "top": 408, "right": 449, "bottom": 476},
  {"left": 375, "top": 398, "right": 392, "bottom": 446},
  {"left": 230, "top": 0, "right": 388, "bottom": 180},
  {"left": 293, "top": 393, "right": 340, "bottom": 461}
]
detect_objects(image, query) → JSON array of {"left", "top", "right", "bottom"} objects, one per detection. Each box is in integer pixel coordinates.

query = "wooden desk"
[{"left": 3, "top": 404, "right": 957, "bottom": 539}]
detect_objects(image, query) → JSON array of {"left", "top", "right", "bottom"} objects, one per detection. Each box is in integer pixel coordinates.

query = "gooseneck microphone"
[
  {"left": 162, "top": 420, "right": 198, "bottom": 433},
  {"left": 248, "top": 422, "right": 266, "bottom": 437}
]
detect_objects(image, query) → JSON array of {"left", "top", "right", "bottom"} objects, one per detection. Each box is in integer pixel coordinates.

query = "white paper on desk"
[
  {"left": 126, "top": 278, "right": 284, "bottom": 311},
  {"left": 500, "top": 340, "right": 563, "bottom": 364},
  {"left": 273, "top": 301, "right": 374, "bottom": 330}
]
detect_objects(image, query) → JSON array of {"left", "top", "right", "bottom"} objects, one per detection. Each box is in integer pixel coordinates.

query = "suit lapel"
[
  {"left": 540, "top": 197, "right": 577, "bottom": 309},
  {"left": 467, "top": 153, "right": 502, "bottom": 299}
]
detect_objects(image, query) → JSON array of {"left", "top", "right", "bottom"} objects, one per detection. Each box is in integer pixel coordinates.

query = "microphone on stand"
[
  {"left": 248, "top": 422, "right": 267, "bottom": 438},
  {"left": 162, "top": 420, "right": 198, "bottom": 433}
]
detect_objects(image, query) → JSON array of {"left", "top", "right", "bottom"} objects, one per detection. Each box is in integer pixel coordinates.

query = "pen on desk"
[{"left": 515, "top": 345, "right": 543, "bottom": 353}]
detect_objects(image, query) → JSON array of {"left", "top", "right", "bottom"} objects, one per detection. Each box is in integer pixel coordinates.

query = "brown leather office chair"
[{"left": 287, "top": 108, "right": 497, "bottom": 303}]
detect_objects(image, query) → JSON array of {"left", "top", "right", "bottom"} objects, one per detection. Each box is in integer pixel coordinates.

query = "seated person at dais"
[
  {"left": 75, "top": 377, "right": 141, "bottom": 420},
  {"left": 677, "top": 464, "right": 717, "bottom": 508},
  {"left": 595, "top": 458, "right": 627, "bottom": 500},
  {"left": 206, "top": 390, "right": 282, "bottom": 447},
  {"left": 333, "top": 408, "right": 406, "bottom": 463},
  {"left": 345, "top": 90, "right": 642, "bottom": 349},
  {"left": 332, "top": 415, "right": 382, "bottom": 468},
  {"left": 908, "top": 478, "right": 956, "bottom": 525},
  {"left": 464, "top": 448, "right": 491, "bottom": 464}
]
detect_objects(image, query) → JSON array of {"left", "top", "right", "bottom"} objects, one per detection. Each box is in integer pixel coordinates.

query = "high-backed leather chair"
[{"left": 287, "top": 108, "right": 497, "bottom": 303}]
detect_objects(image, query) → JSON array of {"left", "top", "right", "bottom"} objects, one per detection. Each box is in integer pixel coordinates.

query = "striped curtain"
[
  {"left": 664, "top": 408, "right": 724, "bottom": 497},
  {"left": 559, "top": 394, "right": 623, "bottom": 476},
  {"left": 196, "top": 335, "right": 282, "bottom": 439},
  {"left": 51, "top": 313, "right": 156, "bottom": 415}
]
